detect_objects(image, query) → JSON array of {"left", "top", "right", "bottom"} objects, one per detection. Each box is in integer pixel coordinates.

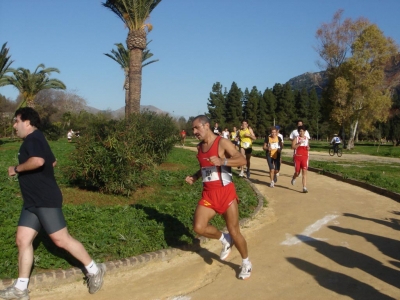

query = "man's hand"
[
  {"left": 185, "top": 175, "right": 196, "bottom": 185},
  {"left": 8, "top": 166, "right": 17, "bottom": 176}
]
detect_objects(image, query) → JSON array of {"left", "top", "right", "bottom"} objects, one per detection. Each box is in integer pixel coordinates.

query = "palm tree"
[
  {"left": 104, "top": 41, "right": 159, "bottom": 113},
  {"left": 6, "top": 64, "right": 66, "bottom": 107},
  {"left": 0, "top": 42, "right": 14, "bottom": 87},
  {"left": 102, "top": 0, "right": 162, "bottom": 117}
]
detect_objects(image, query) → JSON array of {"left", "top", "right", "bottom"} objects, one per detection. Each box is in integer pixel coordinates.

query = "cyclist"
[{"left": 330, "top": 134, "right": 341, "bottom": 153}]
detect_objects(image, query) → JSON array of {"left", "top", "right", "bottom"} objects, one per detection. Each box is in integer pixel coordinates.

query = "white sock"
[
  {"left": 15, "top": 278, "right": 29, "bottom": 291},
  {"left": 85, "top": 260, "right": 99, "bottom": 275},
  {"left": 242, "top": 257, "right": 250, "bottom": 265}
]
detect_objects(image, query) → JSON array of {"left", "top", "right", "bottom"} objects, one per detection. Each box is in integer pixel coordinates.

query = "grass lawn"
[{"left": 0, "top": 138, "right": 259, "bottom": 279}]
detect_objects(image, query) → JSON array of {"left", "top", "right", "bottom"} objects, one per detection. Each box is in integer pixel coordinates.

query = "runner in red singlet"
[
  {"left": 291, "top": 125, "right": 309, "bottom": 193},
  {"left": 185, "top": 115, "right": 252, "bottom": 280}
]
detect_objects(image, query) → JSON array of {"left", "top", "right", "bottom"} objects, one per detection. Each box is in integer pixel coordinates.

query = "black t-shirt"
[{"left": 18, "top": 130, "right": 62, "bottom": 208}]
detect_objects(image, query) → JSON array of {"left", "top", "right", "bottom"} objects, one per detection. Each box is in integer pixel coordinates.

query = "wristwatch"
[{"left": 14, "top": 166, "right": 19, "bottom": 174}]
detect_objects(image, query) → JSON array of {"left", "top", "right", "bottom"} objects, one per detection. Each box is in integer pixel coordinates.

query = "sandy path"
[{"left": 28, "top": 153, "right": 400, "bottom": 299}]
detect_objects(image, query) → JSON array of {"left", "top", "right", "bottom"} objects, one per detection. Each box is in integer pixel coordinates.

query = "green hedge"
[{"left": 64, "top": 112, "right": 179, "bottom": 196}]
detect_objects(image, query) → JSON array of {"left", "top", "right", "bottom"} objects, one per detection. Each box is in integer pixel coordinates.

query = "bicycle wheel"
[
  {"left": 337, "top": 148, "right": 342, "bottom": 157},
  {"left": 329, "top": 148, "right": 334, "bottom": 156}
]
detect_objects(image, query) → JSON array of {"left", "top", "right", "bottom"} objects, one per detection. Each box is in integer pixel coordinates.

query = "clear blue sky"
[{"left": 1, "top": 0, "right": 399, "bottom": 119}]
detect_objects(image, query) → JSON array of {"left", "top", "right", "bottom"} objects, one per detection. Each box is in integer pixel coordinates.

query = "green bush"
[{"left": 64, "top": 112, "right": 179, "bottom": 195}]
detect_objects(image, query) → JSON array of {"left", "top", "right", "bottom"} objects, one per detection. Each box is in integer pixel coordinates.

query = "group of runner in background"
[
  {"left": 184, "top": 119, "right": 341, "bottom": 194},
  {"left": 210, "top": 119, "right": 312, "bottom": 193}
]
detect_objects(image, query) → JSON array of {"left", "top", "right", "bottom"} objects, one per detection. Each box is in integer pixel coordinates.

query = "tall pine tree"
[
  {"left": 207, "top": 82, "right": 226, "bottom": 124},
  {"left": 225, "top": 81, "right": 243, "bottom": 128},
  {"left": 244, "top": 86, "right": 259, "bottom": 131},
  {"left": 307, "top": 88, "right": 320, "bottom": 138}
]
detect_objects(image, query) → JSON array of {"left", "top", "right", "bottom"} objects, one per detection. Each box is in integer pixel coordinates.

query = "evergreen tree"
[
  {"left": 257, "top": 89, "right": 269, "bottom": 137},
  {"left": 206, "top": 82, "right": 226, "bottom": 124},
  {"left": 308, "top": 88, "right": 320, "bottom": 138},
  {"left": 274, "top": 83, "right": 296, "bottom": 132},
  {"left": 225, "top": 81, "right": 243, "bottom": 128},
  {"left": 294, "top": 88, "right": 309, "bottom": 123},
  {"left": 244, "top": 86, "right": 259, "bottom": 130},
  {"left": 263, "top": 88, "right": 276, "bottom": 126}
]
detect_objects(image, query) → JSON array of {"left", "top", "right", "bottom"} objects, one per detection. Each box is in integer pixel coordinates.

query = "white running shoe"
[
  {"left": 270, "top": 181, "right": 274, "bottom": 188},
  {"left": 220, "top": 239, "right": 233, "bottom": 261},
  {"left": 0, "top": 281, "right": 29, "bottom": 300},
  {"left": 87, "top": 263, "right": 106, "bottom": 294},
  {"left": 239, "top": 261, "right": 252, "bottom": 280},
  {"left": 276, "top": 172, "right": 280, "bottom": 176},
  {"left": 239, "top": 170, "right": 244, "bottom": 177},
  {"left": 303, "top": 187, "right": 308, "bottom": 193},
  {"left": 291, "top": 178, "right": 296, "bottom": 186}
]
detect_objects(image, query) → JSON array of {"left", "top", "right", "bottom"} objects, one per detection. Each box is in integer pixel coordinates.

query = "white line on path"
[{"left": 281, "top": 214, "right": 339, "bottom": 246}]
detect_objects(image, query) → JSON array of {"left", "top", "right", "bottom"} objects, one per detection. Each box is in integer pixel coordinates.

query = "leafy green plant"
[{"left": 64, "top": 112, "right": 179, "bottom": 195}]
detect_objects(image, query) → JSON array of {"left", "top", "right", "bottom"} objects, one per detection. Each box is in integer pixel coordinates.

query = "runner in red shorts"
[
  {"left": 291, "top": 125, "right": 310, "bottom": 193},
  {"left": 185, "top": 115, "right": 252, "bottom": 280}
]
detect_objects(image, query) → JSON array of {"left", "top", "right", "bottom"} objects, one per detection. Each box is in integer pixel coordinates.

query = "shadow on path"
[
  {"left": 328, "top": 225, "right": 400, "bottom": 261},
  {"left": 297, "top": 235, "right": 400, "bottom": 289},
  {"left": 287, "top": 258, "right": 396, "bottom": 300},
  {"left": 343, "top": 212, "right": 400, "bottom": 231}
]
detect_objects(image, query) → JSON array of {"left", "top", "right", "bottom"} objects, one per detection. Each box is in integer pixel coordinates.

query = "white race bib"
[
  {"left": 270, "top": 142, "right": 279, "bottom": 149},
  {"left": 243, "top": 142, "right": 250, "bottom": 149},
  {"left": 201, "top": 166, "right": 219, "bottom": 182}
]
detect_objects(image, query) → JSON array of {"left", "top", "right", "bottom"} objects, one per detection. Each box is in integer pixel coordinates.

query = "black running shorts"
[{"left": 18, "top": 207, "right": 67, "bottom": 234}]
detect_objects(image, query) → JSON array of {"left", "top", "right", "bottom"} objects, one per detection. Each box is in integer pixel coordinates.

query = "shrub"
[{"left": 64, "top": 112, "right": 179, "bottom": 195}]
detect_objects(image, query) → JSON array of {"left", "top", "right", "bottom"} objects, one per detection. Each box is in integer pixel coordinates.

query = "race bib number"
[
  {"left": 243, "top": 142, "right": 250, "bottom": 149},
  {"left": 270, "top": 142, "right": 279, "bottom": 149},
  {"left": 201, "top": 166, "right": 219, "bottom": 182},
  {"left": 298, "top": 138, "right": 307, "bottom": 146}
]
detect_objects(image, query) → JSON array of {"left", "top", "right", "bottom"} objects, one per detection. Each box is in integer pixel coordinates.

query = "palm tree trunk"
[
  {"left": 128, "top": 48, "right": 143, "bottom": 116},
  {"left": 126, "top": 29, "right": 146, "bottom": 117}
]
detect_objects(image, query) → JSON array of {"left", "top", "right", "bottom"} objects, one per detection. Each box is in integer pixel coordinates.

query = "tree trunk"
[
  {"left": 347, "top": 119, "right": 359, "bottom": 149},
  {"left": 126, "top": 29, "right": 146, "bottom": 118},
  {"left": 125, "top": 87, "right": 129, "bottom": 118},
  {"left": 124, "top": 71, "right": 129, "bottom": 119},
  {"left": 128, "top": 48, "right": 143, "bottom": 116}
]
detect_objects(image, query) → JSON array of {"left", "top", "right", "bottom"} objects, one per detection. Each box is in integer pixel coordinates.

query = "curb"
[
  {"left": 282, "top": 161, "right": 400, "bottom": 202},
  {"left": 0, "top": 178, "right": 265, "bottom": 290}
]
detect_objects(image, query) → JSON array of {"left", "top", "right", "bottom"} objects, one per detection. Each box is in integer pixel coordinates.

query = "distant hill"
[
  {"left": 286, "top": 71, "right": 327, "bottom": 95},
  {"left": 286, "top": 54, "right": 400, "bottom": 94},
  {"left": 83, "top": 105, "right": 169, "bottom": 119}
]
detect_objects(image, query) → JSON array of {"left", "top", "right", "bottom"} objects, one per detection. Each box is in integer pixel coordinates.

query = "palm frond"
[
  {"left": 102, "top": 0, "right": 162, "bottom": 31},
  {"left": 0, "top": 42, "right": 15, "bottom": 87}
]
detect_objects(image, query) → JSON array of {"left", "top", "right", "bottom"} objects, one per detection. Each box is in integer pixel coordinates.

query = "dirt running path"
[{"left": 29, "top": 153, "right": 400, "bottom": 300}]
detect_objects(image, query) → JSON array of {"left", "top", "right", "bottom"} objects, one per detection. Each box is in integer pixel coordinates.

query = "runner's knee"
[{"left": 193, "top": 222, "right": 206, "bottom": 235}]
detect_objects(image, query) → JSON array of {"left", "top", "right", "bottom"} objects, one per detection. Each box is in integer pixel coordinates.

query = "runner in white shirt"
[{"left": 289, "top": 120, "right": 310, "bottom": 141}]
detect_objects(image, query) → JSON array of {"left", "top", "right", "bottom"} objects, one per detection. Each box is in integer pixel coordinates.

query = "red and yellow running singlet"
[{"left": 196, "top": 136, "right": 233, "bottom": 191}]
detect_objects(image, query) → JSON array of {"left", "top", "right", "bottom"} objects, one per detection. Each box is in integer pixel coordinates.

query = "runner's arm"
[
  {"left": 8, "top": 157, "right": 45, "bottom": 176},
  {"left": 248, "top": 128, "right": 256, "bottom": 140},
  {"left": 186, "top": 169, "right": 201, "bottom": 185},
  {"left": 212, "top": 138, "right": 246, "bottom": 167},
  {"left": 291, "top": 138, "right": 299, "bottom": 150}
]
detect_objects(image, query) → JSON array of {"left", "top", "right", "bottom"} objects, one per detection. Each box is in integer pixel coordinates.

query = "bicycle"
[{"left": 329, "top": 144, "right": 342, "bottom": 157}]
